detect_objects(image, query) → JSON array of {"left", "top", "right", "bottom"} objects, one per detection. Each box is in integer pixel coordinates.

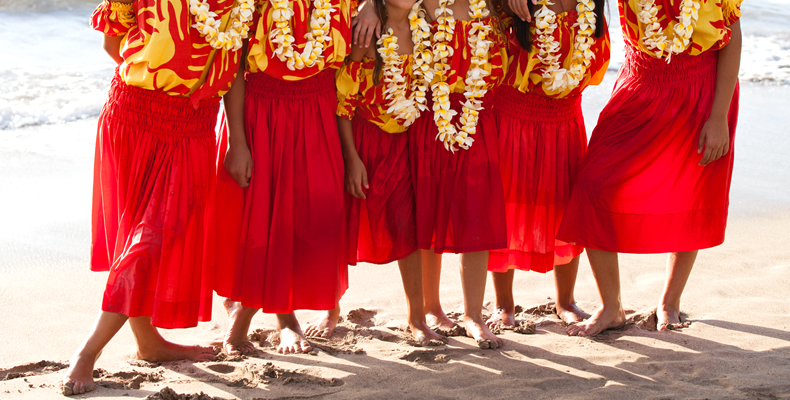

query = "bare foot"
[
  {"left": 486, "top": 307, "right": 515, "bottom": 331},
  {"left": 60, "top": 352, "right": 98, "bottom": 396},
  {"left": 555, "top": 302, "right": 591, "bottom": 325},
  {"left": 464, "top": 315, "right": 503, "bottom": 350},
  {"left": 136, "top": 341, "right": 218, "bottom": 363},
  {"left": 426, "top": 311, "right": 465, "bottom": 337},
  {"left": 304, "top": 306, "right": 340, "bottom": 338},
  {"left": 408, "top": 320, "right": 447, "bottom": 347},
  {"left": 222, "top": 299, "right": 258, "bottom": 355},
  {"left": 276, "top": 313, "right": 312, "bottom": 355},
  {"left": 566, "top": 306, "right": 626, "bottom": 337},
  {"left": 656, "top": 304, "right": 691, "bottom": 331}
]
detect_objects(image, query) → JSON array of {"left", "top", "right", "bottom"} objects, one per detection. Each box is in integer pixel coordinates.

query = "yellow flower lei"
[
  {"left": 376, "top": 0, "right": 433, "bottom": 126},
  {"left": 533, "top": 0, "right": 597, "bottom": 92},
  {"left": 269, "top": 0, "right": 336, "bottom": 71},
  {"left": 189, "top": 0, "right": 256, "bottom": 51},
  {"left": 431, "top": 0, "right": 492, "bottom": 152},
  {"left": 637, "top": 0, "right": 700, "bottom": 62}
]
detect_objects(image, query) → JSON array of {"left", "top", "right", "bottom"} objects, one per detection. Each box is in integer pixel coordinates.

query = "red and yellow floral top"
[
  {"left": 247, "top": 0, "right": 351, "bottom": 80},
  {"left": 432, "top": 15, "right": 508, "bottom": 93},
  {"left": 336, "top": 56, "right": 415, "bottom": 134},
  {"left": 503, "top": 12, "right": 610, "bottom": 98},
  {"left": 620, "top": 0, "right": 743, "bottom": 56},
  {"left": 90, "top": 0, "right": 248, "bottom": 104}
]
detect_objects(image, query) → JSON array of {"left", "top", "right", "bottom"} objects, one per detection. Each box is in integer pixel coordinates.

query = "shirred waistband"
[
  {"left": 245, "top": 69, "right": 336, "bottom": 98},
  {"left": 493, "top": 86, "right": 582, "bottom": 122},
  {"left": 622, "top": 47, "right": 717, "bottom": 86},
  {"left": 425, "top": 91, "right": 495, "bottom": 116},
  {"left": 106, "top": 74, "right": 220, "bottom": 137}
]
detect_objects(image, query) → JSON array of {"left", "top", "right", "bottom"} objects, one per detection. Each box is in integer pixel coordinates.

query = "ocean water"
[{"left": 0, "top": 0, "right": 788, "bottom": 130}]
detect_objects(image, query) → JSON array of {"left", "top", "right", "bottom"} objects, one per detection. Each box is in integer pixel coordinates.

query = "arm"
[
  {"left": 222, "top": 43, "right": 253, "bottom": 188},
  {"left": 698, "top": 20, "right": 741, "bottom": 166},
  {"left": 353, "top": 0, "right": 380, "bottom": 48},
  {"left": 102, "top": 35, "right": 125, "bottom": 64},
  {"left": 338, "top": 43, "right": 373, "bottom": 198},
  {"left": 338, "top": 116, "right": 368, "bottom": 198},
  {"left": 97, "top": 0, "right": 134, "bottom": 64}
]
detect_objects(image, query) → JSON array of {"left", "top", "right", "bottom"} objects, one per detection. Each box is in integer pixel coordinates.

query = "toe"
[
  {"left": 300, "top": 341, "right": 312, "bottom": 353},
  {"left": 320, "top": 329, "right": 331, "bottom": 338}
]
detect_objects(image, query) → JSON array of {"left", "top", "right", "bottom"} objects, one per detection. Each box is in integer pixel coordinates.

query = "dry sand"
[{"left": 1, "top": 80, "right": 789, "bottom": 399}]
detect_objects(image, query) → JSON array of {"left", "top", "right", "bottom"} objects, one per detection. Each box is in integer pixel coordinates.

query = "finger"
[
  {"left": 354, "top": 180, "right": 366, "bottom": 199},
  {"left": 352, "top": 16, "right": 359, "bottom": 28},
  {"left": 361, "top": 170, "right": 369, "bottom": 190},
  {"left": 700, "top": 147, "right": 713, "bottom": 166},
  {"left": 245, "top": 162, "right": 253, "bottom": 183},
  {"left": 722, "top": 142, "right": 730, "bottom": 157},
  {"left": 698, "top": 132, "right": 706, "bottom": 154},
  {"left": 375, "top": 21, "right": 381, "bottom": 38},
  {"left": 363, "top": 25, "right": 372, "bottom": 48},
  {"left": 353, "top": 23, "right": 360, "bottom": 45},
  {"left": 511, "top": 0, "right": 524, "bottom": 20},
  {"left": 714, "top": 146, "right": 724, "bottom": 163}
]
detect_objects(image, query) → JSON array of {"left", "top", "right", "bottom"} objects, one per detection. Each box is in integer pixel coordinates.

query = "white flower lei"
[
  {"left": 637, "top": 0, "right": 700, "bottom": 62},
  {"left": 189, "top": 0, "right": 255, "bottom": 51},
  {"left": 376, "top": 0, "right": 433, "bottom": 126},
  {"left": 431, "top": 0, "right": 493, "bottom": 152},
  {"left": 269, "top": 0, "right": 336, "bottom": 70},
  {"left": 533, "top": 0, "right": 597, "bottom": 92}
]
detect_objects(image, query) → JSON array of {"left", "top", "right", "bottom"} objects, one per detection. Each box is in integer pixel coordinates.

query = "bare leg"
[
  {"left": 304, "top": 305, "right": 341, "bottom": 339},
  {"left": 486, "top": 270, "right": 516, "bottom": 330},
  {"left": 421, "top": 249, "right": 463, "bottom": 335},
  {"left": 398, "top": 251, "right": 445, "bottom": 345},
  {"left": 657, "top": 251, "right": 697, "bottom": 331},
  {"left": 61, "top": 311, "right": 128, "bottom": 395},
  {"left": 222, "top": 299, "right": 258, "bottom": 355},
  {"left": 567, "top": 249, "right": 626, "bottom": 336},
  {"left": 276, "top": 313, "right": 312, "bottom": 354},
  {"left": 130, "top": 317, "right": 217, "bottom": 362},
  {"left": 554, "top": 256, "right": 590, "bottom": 325},
  {"left": 461, "top": 251, "right": 503, "bottom": 349}
]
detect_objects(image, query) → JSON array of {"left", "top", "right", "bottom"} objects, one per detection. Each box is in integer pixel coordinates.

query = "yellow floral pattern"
[
  {"left": 247, "top": 0, "right": 351, "bottom": 80},
  {"left": 620, "top": 0, "right": 743, "bottom": 56},
  {"left": 90, "top": 0, "right": 251, "bottom": 104}
]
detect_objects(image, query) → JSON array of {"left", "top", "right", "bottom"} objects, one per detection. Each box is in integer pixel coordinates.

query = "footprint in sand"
[{"left": 0, "top": 360, "right": 68, "bottom": 381}]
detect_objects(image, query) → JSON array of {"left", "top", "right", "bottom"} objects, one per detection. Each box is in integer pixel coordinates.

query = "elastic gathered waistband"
[
  {"left": 493, "top": 86, "right": 582, "bottom": 122},
  {"left": 622, "top": 47, "right": 717, "bottom": 86},
  {"left": 106, "top": 74, "right": 220, "bottom": 137},
  {"left": 245, "top": 69, "right": 336, "bottom": 99}
]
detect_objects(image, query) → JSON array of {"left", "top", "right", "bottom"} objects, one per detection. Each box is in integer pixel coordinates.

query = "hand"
[
  {"left": 224, "top": 143, "right": 253, "bottom": 188},
  {"left": 344, "top": 153, "right": 369, "bottom": 199},
  {"left": 697, "top": 116, "right": 730, "bottom": 166},
  {"left": 352, "top": 1, "right": 381, "bottom": 48},
  {"left": 509, "top": 0, "right": 535, "bottom": 22}
]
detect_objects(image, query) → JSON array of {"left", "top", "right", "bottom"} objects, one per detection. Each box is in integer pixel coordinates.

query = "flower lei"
[
  {"left": 533, "top": 0, "right": 597, "bottom": 92},
  {"left": 431, "top": 0, "right": 493, "bottom": 152},
  {"left": 376, "top": 0, "right": 433, "bottom": 126},
  {"left": 189, "top": 0, "right": 256, "bottom": 51},
  {"left": 269, "top": 0, "right": 336, "bottom": 70},
  {"left": 637, "top": 0, "right": 700, "bottom": 62}
]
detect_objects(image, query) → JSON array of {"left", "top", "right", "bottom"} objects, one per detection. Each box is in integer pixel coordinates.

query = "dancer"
[
  {"left": 63, "top": 0, "right": 252, "bottom": 394},
  {"left": 485, "top": 0, "right": 610, "bottom": 329},
  {"left": 336, "top": 0, "right": 446, "bottom": 345},
  {"left": 406, "top": 0, "right": 508, "bottom": 349},
  {"left": 215, "top": 0, "right": 351, "bottom": 354},
  {"left": 558, "top": 0, "right": 743, "bottom": 335}
]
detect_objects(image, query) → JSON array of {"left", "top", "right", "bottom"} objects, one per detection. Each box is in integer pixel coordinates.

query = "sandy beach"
[{"left": 0, "top": 75, "right": 789, "bottom": 399}]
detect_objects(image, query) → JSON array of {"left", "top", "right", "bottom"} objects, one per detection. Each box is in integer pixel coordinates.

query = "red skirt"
[
  {"left": 557, "top": 48, "right": 739, "bottom": 253},
  {"left": 409, "top": 92, "right": 507, "bottom": 254},
  {"left": 487, "top": 87, "right": 585, "bottom": 273},
  {"left": 212, "top": 70, "right": 348, "bottom": 313},
  {"left": 347, "top": 117, "right": 417, "bottom": 265},
  {"left": 92, "top": 74, "right": 218, "bottom": 329}
]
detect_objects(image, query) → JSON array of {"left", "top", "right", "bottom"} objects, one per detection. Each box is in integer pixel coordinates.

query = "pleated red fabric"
[
  {"left": 346, "top": 117, "right": 417, "bottom": 265},
  {"left": 487, "top": 86, "right": 586, "bottom": 273},
  {"left": 557, "top": 48, "right": 739, "bottom": 253},
  {"left": 408, "top": 92, "right": 507, "bottom": 254},
  {"left": 212, "top": 70, "right": 348, "bottom": 313},
  {"left": 91, "top": 73, "right": 218, "bottom": 329}
]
